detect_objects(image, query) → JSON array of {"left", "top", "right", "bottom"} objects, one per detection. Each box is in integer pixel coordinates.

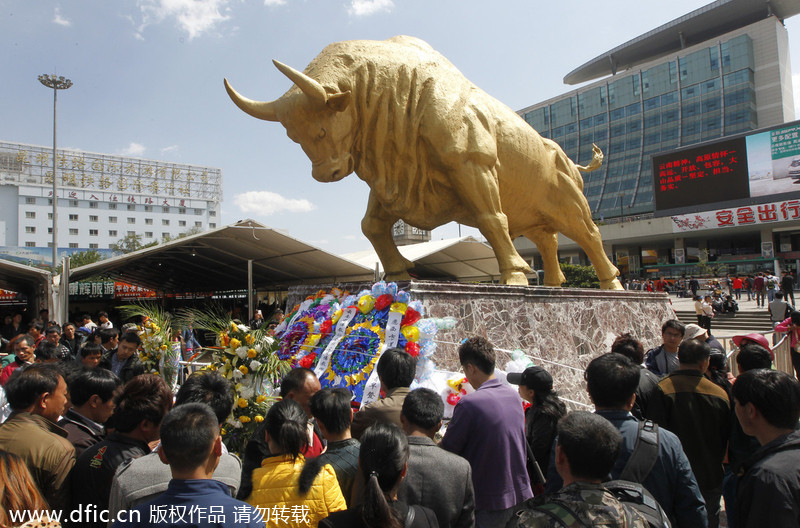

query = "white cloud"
[
  {"left": 136, "top": 0, "right": 232, "bottom": 40},
  {"left": 348, "top": 0, "right": 393, "bottom": 17},
  {"left": 53, "top": 7, "right": 71, "bottom": 26},
  {"left": 264, "top": 0, "right": 286, "bottom": 5},
  {"left": 161, "top": 145, "right": 179, "bottom": 155},
  {"left": 234, "top": 191, "right": 316, "bottom": 216},
  {"left": 120, "top": 142, "right": 146, "bottom": 156}
]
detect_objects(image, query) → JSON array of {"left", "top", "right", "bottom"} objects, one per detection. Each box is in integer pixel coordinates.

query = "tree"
[
  {"left": 110, "top": 233, "right": 144, "bottom": 254},
  {"left": 560, "top": 263, "right": 600, "bottom": 289},
  {"left": 68, "top": 249, "right": 103, "bottom": 268}
]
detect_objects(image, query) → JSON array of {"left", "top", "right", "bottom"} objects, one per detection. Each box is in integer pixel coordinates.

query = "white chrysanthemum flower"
[
  {"left": 232, "top": 420, "right": 243, "bottom": 429},
  {"left": 240, "top": 386, "right": 255, "bottom": 399},
  {"left": 233, "top": 369, "right": 244, "bottom": 380},
  {"left": 262, "top": 336, "right": 275, "bottom": 346},
  {"left": 236, "top": 346, "right": 249, "bottom": 359},
  {"left": 249, "top": 360, "right": 262, "bottom": 371},
  {"left": 237, "top": 324, "right": 250, "bottom": 333}
]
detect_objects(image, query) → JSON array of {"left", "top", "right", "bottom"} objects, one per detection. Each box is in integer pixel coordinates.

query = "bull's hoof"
[
  {"left": 501, "top": 271, "right": 529, "bottom": 286},
  {"left": 600, "top": 278, "right": 624, "bottom": 290},
  {"left": 385, "top": 270, "right": 412, "bottom": 281}
]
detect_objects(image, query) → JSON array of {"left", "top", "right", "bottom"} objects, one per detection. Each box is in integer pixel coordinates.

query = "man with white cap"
[{"left": 683, "top": 324, "right": 724, "bottom": 354}]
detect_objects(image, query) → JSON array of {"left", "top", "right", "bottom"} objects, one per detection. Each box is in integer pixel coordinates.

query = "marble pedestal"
[{"left": 287, "top": 281, "right": 675, "bottom": 406}]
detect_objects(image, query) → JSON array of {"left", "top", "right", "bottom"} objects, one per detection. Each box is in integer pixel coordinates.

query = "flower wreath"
[{"left": 276, "top": 281, "right": 440, "bottom": 404}]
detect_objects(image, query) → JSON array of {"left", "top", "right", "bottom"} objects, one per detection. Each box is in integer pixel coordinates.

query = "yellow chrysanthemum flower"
[
  {"left": 239, "top": 365, "right": 249, "bottom": 375},
  {"left": 245, "top": 334, "right": 255, "bottom": 345},
  {"left": 237, "top": 398, "right": 248, "bottom": 408},
  {"left": 256, "top": 395, "right": 267, "bottom": 403},
  {"left": 239, "top": 415, "right": 251, "bottom": 423},
  {"left": 247, "top": 348, "right": 257, "bottom": 358},
  {"left": 254, "top": 415, "right": 264, "bottom": 423},
  {"left": 229, "top": 338, "right": 241, "bottom": 350}
]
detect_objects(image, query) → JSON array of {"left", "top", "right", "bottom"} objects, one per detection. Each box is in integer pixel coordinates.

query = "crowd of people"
[{"left": 0, "top": 307, "right": 798, "bottom": 528}]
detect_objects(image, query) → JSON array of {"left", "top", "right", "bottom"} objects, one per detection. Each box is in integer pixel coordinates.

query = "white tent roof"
[{"left": 344, "top": 236, "right": 503, "bottom": 282}]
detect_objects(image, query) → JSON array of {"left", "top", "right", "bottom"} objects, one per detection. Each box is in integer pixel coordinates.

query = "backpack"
[
  {"left": 527, "top": 482, "right": 671, "bottom": 528},
  {"left": 607, "top": 420, "right": 671, "bottom": 528}
]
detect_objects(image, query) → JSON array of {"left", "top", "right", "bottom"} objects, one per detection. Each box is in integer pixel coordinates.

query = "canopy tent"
[
  {"left": 0, "top": 259, "right": 54, "bottom": 319},
  {"left": 344, "top": 236, "right": 505, "bottom": 282},
  {"left": 68, "top": 219, "right": 374, "bottom": 293}
]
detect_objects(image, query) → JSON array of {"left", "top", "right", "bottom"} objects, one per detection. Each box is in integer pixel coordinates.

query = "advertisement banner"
[{"left": 670, "top": 198, "right": 800, "bottom": 232}]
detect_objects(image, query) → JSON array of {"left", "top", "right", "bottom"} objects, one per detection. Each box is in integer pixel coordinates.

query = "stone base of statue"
[{"left": 286, "top": 281, "right": 674, "bottom": 407}]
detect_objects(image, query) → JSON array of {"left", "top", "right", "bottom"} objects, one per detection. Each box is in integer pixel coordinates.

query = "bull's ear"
[{"left": 326, "top": 91, "right": 351, "bottom": 113}]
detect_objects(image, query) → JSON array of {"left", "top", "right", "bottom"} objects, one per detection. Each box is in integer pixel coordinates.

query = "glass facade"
[{"left": 521, "top": 34, "right": 757, "bottom": 220}]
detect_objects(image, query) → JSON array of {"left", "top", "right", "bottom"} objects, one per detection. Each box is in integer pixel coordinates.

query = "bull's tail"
[{"left": 576, "top": 143, "right": 604, "bottom": 172}]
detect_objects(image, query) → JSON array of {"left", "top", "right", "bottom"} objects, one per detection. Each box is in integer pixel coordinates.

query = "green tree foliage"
[
  {"left": 68, "top": 249, "right": 104, "bottom": 268},
  {"left": 110, "top": 233, "right": 144, "bottom": 254},
  {"left": 560, "top": 263, "right": 600, "bottom": 289}
]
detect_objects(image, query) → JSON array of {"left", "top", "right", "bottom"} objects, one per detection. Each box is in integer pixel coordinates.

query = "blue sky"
[{"left": 4, "top": 0, "right": 800, "bottom": 254}]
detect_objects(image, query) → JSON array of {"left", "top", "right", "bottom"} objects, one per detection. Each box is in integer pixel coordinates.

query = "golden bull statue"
[{"left": 225, "top": 36, "right": 622, "bottom": 289}]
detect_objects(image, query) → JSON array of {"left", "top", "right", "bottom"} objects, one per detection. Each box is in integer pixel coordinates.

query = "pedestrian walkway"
[{"left": 669, "top": 294, "right": 781, "bottom": 339}]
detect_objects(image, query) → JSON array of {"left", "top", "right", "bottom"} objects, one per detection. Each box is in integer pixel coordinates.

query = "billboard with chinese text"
[
  {"left": 0, "top": 141, "right": 222, "bottom": 203},
  {"left": 652, "top": 120, "right": 800, "bottom": 216}
]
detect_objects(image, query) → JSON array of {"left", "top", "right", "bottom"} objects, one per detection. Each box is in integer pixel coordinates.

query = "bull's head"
[{"left": 224, "top": 60, "right": 355, "bottom": 183}]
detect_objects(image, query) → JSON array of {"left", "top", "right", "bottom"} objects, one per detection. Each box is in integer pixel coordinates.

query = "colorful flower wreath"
[{"left": 276, "top": 281, "right": 441, "bottom": 404}]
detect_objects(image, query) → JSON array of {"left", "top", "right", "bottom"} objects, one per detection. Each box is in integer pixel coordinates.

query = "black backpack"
[{"left": 605, "top": 420, "right": 671, "bottom": 528}]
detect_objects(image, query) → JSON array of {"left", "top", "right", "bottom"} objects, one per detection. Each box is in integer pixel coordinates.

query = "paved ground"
[{"left": 668, "top": 293, "right": 778, "bottom": 339}]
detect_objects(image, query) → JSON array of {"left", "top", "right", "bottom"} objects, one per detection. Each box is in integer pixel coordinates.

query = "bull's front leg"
[
  {"left": 456, "top": 162, "right": 532, "bottom": 285},
  {"left": 361, "top": 192, "right": 415, "bottom": 280}
]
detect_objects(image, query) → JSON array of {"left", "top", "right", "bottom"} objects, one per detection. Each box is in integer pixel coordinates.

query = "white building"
[{"left": 0, "top": 140, "right": 222, "bottom": 266}]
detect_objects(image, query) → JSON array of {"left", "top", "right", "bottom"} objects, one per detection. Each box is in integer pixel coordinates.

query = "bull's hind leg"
[
  {"left": 361, "top": 191, "right": 415, "bottom": 280},
  {"left": 455, "top": 163, "right": 532, "bottom": 285},
  {"left": 523, "top": 229, "right": 566, "bottom": 287},
  {"left": 558, "top": 204, "right": 623, "bottom": 290}
]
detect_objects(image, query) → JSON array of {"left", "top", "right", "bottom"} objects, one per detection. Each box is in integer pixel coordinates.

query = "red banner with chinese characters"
[
  {"left": 114, "top": 282, "right": 157, "bottom": 299},
  {"left": 671, "top": 199, "right": 800, "bottom": 232}
]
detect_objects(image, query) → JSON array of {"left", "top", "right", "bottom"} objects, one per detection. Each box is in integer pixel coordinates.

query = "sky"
[{"left": 4, "top": 0, "right": 800, "bottom": 256}]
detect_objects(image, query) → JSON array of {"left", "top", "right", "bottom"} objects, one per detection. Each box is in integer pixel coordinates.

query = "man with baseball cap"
[
  {"left": 507, "top": 366, "right": 566, "bottom": 494},
  {"left": 683, "top": 324, "right": 724, "bottom": 354}
]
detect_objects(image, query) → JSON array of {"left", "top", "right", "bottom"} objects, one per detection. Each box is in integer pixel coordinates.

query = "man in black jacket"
[
  {"left": 58, "top": 367, "right": 121, "bottom": 456},
  {"left": 71, "top": 374, "right": 172, "bottom": 528},
  {"left": 733, "top": 369, "right": 800, "bottom": 528},
  {"left": 99, "top": 331, "right": 144, "bottom": 383}
]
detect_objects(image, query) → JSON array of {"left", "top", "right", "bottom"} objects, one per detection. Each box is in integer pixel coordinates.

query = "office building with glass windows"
[{"left": 514, "top": 0, "right": 800, "bottom": 278}]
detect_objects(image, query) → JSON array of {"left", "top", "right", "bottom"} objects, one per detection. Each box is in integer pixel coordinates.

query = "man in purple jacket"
[{"left": 441, "top": 337, "right": 532, "bottom": 527}]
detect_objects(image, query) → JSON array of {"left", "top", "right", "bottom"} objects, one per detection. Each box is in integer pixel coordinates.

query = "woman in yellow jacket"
[{"left": 246, "top": 399, "right": 347, "bottom": 527}]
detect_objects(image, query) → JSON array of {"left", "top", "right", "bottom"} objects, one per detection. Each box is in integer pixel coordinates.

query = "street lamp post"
[{"left": 38, "top": 74, "right": 73, "bottom": 269}]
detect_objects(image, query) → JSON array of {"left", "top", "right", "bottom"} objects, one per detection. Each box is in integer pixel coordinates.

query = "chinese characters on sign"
[
  {"left": 656, "top": 149, "right": 739, "bottom": 193},
  {"left": 770, "top": 125, "right": 800, "bottom": 159},
  {"left": 652, "top": 137, "right": 750, "bottom": 211},
  {"left": 670, "top": 198, "right": 800, "bottom": 232},
  {"left": 0, "top": 141, "right": 222, "bottom": 203}
]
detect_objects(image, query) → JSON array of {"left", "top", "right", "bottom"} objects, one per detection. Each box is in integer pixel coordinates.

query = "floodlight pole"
[{"left": 38, "top": 74, "right": 73, "bottom": 269}]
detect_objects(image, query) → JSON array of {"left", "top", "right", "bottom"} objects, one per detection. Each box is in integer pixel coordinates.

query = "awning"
[
  {"left": 0, "top": 258, "right": 51, "bottom": 293},
  {"left": 344, "top": 237, "right": 503, "bottom": 282},
  {"left": 69, "top": 219, "right": 374, "bottom": 293}
]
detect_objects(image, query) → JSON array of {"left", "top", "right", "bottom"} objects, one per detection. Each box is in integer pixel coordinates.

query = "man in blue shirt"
[
  {"left": 441, "top": 336, "right": 532, "bottom": 528},
  {"left": 111, "top": 403, "right": 262, "bottom": 528}
]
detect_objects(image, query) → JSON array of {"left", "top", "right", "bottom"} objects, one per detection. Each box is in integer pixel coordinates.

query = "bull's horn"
[
  {"left": 272, "top": 59, "right": 327, "bottom": 107},
  {"left": 224, "top": 78, "right": 279, "bottom": 122}
]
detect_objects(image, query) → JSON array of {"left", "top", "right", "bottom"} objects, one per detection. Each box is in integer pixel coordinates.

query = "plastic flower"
[{"left": 237, "top": 398, "right": 248, "bottom": 408}]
